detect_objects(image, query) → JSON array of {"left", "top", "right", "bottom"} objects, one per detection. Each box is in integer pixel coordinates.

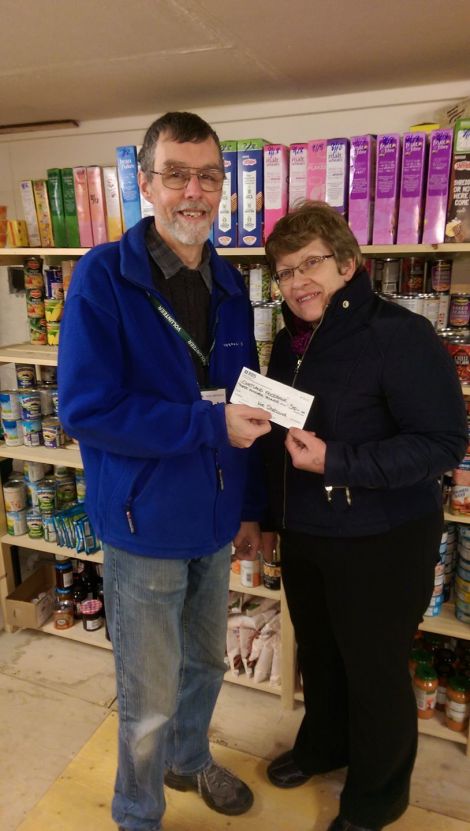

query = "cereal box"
[
  {"left": 263, "top": 144, "right": 288, "bottom": 240},
  {"left": 6, "top": 220, "right": 28, "bottom": 247},
  {"left": 422, "top": 129, "right": 453, "bottom": 244},
  {"left": 307, "top": 140, "right": 327, "bottom": 201},
  {"left": 116, "top": 145, "right": 142, "bottom": 231},
  {"left": 214, "top": 140, "right": 238, "bottom": 247},
  {"left": 372, "top": 134, "right": 402, "bottom": 244},
  {"left": 445, "top": 119, "right": 470, "bottom": 243},
  {"left": 32, "top": 180, "right": 55, "bottom": 247},
  {"left": 289, "top": 143, "right": 308, "bottom": 209},
  {"left": 102, "top": 166, "right": 123, "bottom": 242},
  {"left": 326, "top": 138, "right": 350, "bottom": 217},
  {"left": 72, "top": 167, "right": 94, "bottom": 247},
  {"left": 397, "top": 132, "right": 427, "bottom": 244},
  {"left": 237, "top": 139, "right": 267, "bottom": 247},
  {"left": 19, "top": 181, "right": 41, "bottom": 246},
  {"left": 87, "top": 166, "right": 108, "bottom": 245},
  {"left": 348, "top": 135, "right": 376, "bottom": 244}
]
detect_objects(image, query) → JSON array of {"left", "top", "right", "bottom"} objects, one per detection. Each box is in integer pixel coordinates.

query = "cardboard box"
[
  {"left": 5, "top": 564, "right": 55, "bottom": 629},
  {"left": 263, "top": 144, "right": 288, "bottom": 240},
  {"left": 33, "top": 179, "right": 55, "bottom": 247},
  {"left": 288, "top": 143, "right": 308, "bottom": 209},
  {"left": 214, "top": 140, "right": 238, "bottom": 247},
  {"left": 422, "top": 128, "right": 453, "bottom": 244},
  {"left": 307, "top": 139, "right": 327, "bottom": 201},
  {"left": 445, "top": 119, "right": 470, "bottom": 243},
  {"left": 326, "top": 138, "right": 350, "bottom": 216},
  {"left": 87, "top": 166, "right": 108, "bottom": 245},
  {"left": 19, "top": 180, "right": 41, "bottom": 246},
  {"left": 397, "top": 132, "right": 427, "bottom": 244},
  {"left": 237, "top": 139, "right": 267, "bottom": 247},
  {"left": 373, "top": 134, "right": 402, "bottom": 244},
  {"left": 348, "top": 135, "right": 376, "bottom": 244},
  {"left": 73, "top": 166, "right": 94, "bottom": 247},
  {"left": 102, "top": 165, "right": 124, "bottom": 242},
  {"left": 116, "top": 145, "right": 142, "bottom": 231}
]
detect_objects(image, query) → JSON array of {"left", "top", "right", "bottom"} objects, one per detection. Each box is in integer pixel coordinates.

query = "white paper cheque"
[{"left": 230, "top": 367, "right": 314, "bottom": 429}]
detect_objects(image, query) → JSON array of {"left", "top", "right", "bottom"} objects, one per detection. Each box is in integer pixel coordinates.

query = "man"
[{"left": 58, "top": 111, "right": 271, "bottom": 831}]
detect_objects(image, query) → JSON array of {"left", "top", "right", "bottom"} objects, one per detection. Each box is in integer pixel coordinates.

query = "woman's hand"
[{"left": 285, "top": 428, "right": 326, "bottom": 473}]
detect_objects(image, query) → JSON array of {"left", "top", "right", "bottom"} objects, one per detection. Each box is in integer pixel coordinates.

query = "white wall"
[{"left": 1, "top": 77, "right": 469, "bottom": 351}]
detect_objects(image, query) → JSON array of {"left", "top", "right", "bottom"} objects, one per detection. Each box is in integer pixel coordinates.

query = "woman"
[{"left": 261, "top": 201, "right": 467, "bottom": 831}]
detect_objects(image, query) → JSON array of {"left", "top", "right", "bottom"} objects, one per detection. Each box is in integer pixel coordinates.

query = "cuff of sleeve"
[
  {"left": 208, "top": 402, "right": 230, "bottom": 448},
  {"left": 324, "top": 442, "right": 348, "bottom": 486}
]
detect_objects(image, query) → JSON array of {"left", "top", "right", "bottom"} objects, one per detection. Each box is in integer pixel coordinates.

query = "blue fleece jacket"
[{"left": 58, "top": 218, "right": 264, "bottom": 558}]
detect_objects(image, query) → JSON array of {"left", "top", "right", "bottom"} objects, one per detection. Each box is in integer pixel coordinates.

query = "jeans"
[{"left": 103, "top": 542, "right": 232, "bottom": 831}]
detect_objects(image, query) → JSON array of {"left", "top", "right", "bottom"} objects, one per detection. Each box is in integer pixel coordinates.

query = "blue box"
[
  {"left": 237, "top": 139, "right": 268, "bottom": 247},
  {"left": 214, "top": 140, "right": 238, "bottom": 248},
  {"left": 116, "top": 145, "right": 142, "bottom": 230}
]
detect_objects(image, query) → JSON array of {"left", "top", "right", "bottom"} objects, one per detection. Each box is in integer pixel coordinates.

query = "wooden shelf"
[
  {"left": 444, "top": 510, "right": 470, "bottom": 526},
  {"left": 361, "top": 243, "right": 470, "bottom": 255},
  {"left": 229, "top": 571, "right": 281, "bottom": 600},
  {"left": 417, "top": 709, "right": 467, "bottom": 745},
  {"left": 0, "top": 443, "right": 82, "bottom": 467},
  {"left": 0, "top": 533, "right": 102, "bottom": 564},
  {"left": 0, "top": 342, "right": 58, "bottom": 366},
  {"left": 0, "top": 247, "right": 86, "bottom": 258},
  {"left": 224, "top": 669, "right": 281, "bottom": 696},
  {"left": 419, "top": 602, "right": 470, "bottom": 641},
  {"left": 40, "top": 616, "right": 112, "bottom": 650}
]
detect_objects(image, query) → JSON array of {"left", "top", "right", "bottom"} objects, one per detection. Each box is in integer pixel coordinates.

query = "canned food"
[
  {"left": 26, "top": 509, "right": 43, "bottom": 538},
  {"left": 29, "top": 317, "right": 47, "bottom": 345},
  {"left": 42, "top": 416, "right": 65, "bottom": 448},
  {"left": 50, "top": 387, "right": 59, "bottom": 416},
  {"left": 25, "top": 479, "right": 41, "bottom": 508},
  {"left": 24, "top": 255, "right": 43, "bottom": 276},
  {"left": 24, "top": 460, "right": 47, "bottom": 482},
  {"left": 46, "top": 322, "right": 60, "bottom": 346},
  {"left": 401, "top": 258, "right": 426, "bottom": 293},
  {"left": 56, "top": 477, "right": 77, "bottom": 509},
  {"left": 1, "top": 419, "right": 24, "bottom": 446},
  {"left": 3, "top": 480, "right": 27, "bottom": 512},
  {"left": 450, "top": 485, "right": 470, "bottom": 515},
  {"left": 431, "top": 260, "right": 452, "bottom": 293},
  {"left": 420, "top": 294, "right": 440, "bottom": 329},
  {"left": 75, "top": 469, "right": 86, "bottom": 502},
  {"left": 256, "top": 342, "right": 273, "bottom": 373},
  {"left": 42, "top": 514, "right": 57, "bottom": 543},
  {"left": 385, "top": 294, "right": 423, "bottom": 314},
  {"left": 436, "top": 293, "right": 450, "bottom": 330},
  {"left": 24, "top": 273, "right": 45, "bottom": 290},
  {"left": 234, "top": 262, "right": 250, "bottom": 290},
  {"left": 22, "top": 417, "right": 43, "bottom": 447},
  {"left": 18, "top": 388, "right": 41, "bottom": 419},
  {"left": 15, "top": 364, "right": 37, "bottom": 389},
  {"left": 0, "top": 389, "right": 21, "bottom": 420},
  {"left": 6, "top": 509, "right": 27, "bottom": 536},
  {"left": 37, "top": 479, "right": 56, "bottom": 513},
  {"left": 450, "top": 294, "right": 470, "bottom": 329},
  {"left": 40, "top": 366, "right": 57, "bottom": 385},
  {"left": 44, "top": 267, "right": 64, "bottom": 300},
  {"left": 44, "top": 298, "right": 64, "bottom": 322},
  {"left": 375, "top": 258, "right": 400, "bottom": 293},
  {"left": 38, "top": 385, "right": 54, "bottom": 416},
  {"left": 249, "top": 263, "right": 272, "bottom": 303},
  {"left": 253, "top": 302, "right": 278, "bottom": 342},
  {"left": 262, "top": 558, "right": 281, "bottom": 590},
  {"left": 26, "top": 290, "right": 45, "bottom": 318},
  {"left": 443, "top": 332, "right": 470, "bottom": 384}
]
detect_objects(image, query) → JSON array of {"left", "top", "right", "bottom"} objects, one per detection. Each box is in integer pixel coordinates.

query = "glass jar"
[
  {"left": 54, "top": 558, "right": 73, "bottom": 589},
  {"left": 445, "top": 675, "right": 470, "bottom": 732},
  {"left": 53, "top": 587, "right": 74, "bottom": 630},
  {"left": 413, "top": 664, "right": 438, "bottom": 719},
  {"left": 81, "top": 599, "right": 103, "bottom": 631},
  {"left": 435, "top": 662, "right": 453, "bottom": 711},
  {"left": 72, "top": 580, "right": 87, "bottom": 620},
  {"left": 408, "top": 647, "right": 432, "bottom": 678}
]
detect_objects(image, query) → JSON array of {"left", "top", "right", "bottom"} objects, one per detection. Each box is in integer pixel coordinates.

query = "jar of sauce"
[
  {"left": 413, "top": 664, "right": 438, "bottom": 719},
  {"left": 53, "top": 588, "right": 74, "bottom": 630},
  {"left": 54, "top": 558, "right": 73, "bottom": 589},
  {"left": 445, "top": 675, "right": 470, "bottom": 732}
]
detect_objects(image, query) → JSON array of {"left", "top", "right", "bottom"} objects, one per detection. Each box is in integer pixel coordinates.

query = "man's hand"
[
  {"left": 225, "top": 403, "right": 271, "bottom": 448},
  {"left": 285, "top": 428, "right": 326, "bottom": 473},
  {"left": 260, "top": 531, "right": 278, "bottom": 563},
  {"left": 233, "top": 521, "right": 261, "bottom": 560}
]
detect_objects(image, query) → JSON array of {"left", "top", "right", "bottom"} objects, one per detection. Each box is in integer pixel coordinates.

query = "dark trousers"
[{"left": 280, "top": 510, "right": 442, "bottom": 829}]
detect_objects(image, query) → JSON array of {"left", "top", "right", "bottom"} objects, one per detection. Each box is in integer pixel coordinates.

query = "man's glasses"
[
  {"left": 150, "top": 167, "right": 225, "bottom": 192},
  {"left": 273, "top": 255, "right": 335, "bottom": 286}
]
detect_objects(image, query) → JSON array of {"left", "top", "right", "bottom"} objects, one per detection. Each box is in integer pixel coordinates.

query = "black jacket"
[{"left": 263, "top": 268, "right": 468, "bottom": 537}]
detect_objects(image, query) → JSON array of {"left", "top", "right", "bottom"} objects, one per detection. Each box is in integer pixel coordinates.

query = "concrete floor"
[{"left": 1, "top": 627, "right": 470, "bottom": 830}]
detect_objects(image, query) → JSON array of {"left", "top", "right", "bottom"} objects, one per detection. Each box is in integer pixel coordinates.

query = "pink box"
[
  {"left": 397, "top": 133, "right": 427, "bottom": 244},
  {"left": 288, "top": 143, "right": 308, "bottom": 209},
  {"left": 73, "top": 167, "right": 94, "bottom": 247},
  {"left": 348, "top": 135, "right": 376, "bottom": 244},
  {"left": 87, "top": 166, "right": 108, "bottom": 245},
  {"left": 422, "top": 129, "right": 453, "bottom": 244},
  {"left": 263, "top": 144, "right": 289, "bottom": 240},
  {"left": 307, "top": 140, "right": 327, "bottom": 201},
  {"left": 326, "top": 138, "right": 350, "bottom": 216},
  {"left": 372, "top": 134, "right": 402, "bottom": 244}
]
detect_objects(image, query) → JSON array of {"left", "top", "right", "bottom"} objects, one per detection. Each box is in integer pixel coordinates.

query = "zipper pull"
[
  {"left": 217, "top": 464, "right": 225, "bottom": 491},
  {"left": 125, "top": 503, "right": 136, "bottom": 534},
  {"left": 345, "top": 487, "right": 352, "bottom": 506},
  {"left": 325, "top": 485, "right": 333, "bottom": 503}
]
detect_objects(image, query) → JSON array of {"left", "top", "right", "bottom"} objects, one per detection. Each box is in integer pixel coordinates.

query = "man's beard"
[{"left": 158, "top": 201, "right": 212, "bottom": 246}]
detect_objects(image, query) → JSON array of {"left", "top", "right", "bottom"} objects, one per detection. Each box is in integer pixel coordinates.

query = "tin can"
[
  {"left": 436, "top": 293, "right": 450, "bottom": 330},
  {"left": 22, "top": 417, "right": 43, "bottom": 447},
  {"left": 450, "top": 294, "right": 470, "bottom": 329},
  {"left": 262, "top": 557, "right": 281, "bottom": 590},
  {"left": 26, "top": 509, "right": 43, "bottom": 538},
  {"left": 44, "top": 267, "right": 64, "bottom": 300},
  {"left": 44, "top": 297, "right": 64, "bottom": 322},
  {"left": 1, "top": 418, "right": 24, "bottom": 446},
  {"left": 43, "top": 514, "right": 57, "bottom": 543},
  {"left": 0, "top": 389, "right": 21, "bottom": 419},
  {"left": 42, "top": 416, "right": 65, "bottom": 448},
  {"left": 24, "top": 255, "right": 43, "bottom": 275},
  {"left": 40, "top": 366, "right": 57, "bottom": 385},
  {"left": 38, "top": 385, "right": 54, "bottom": 416},
  {"left": 37, "top": 479, "right": 56, "bottom": 513},
  {"left": 420, "top": 294, "right": 440, "bottom": 329},
  {"left": 25, "top": 479, "right": 41, "bottom": 508},
  {"left": 431, "top": 259, "right": 452, "bottom": 293},
  {"left": 450, "top": 485, "right": 470, "bottom": 515},
  {"left": 234, "top": 262, "right": 250, "bottom": 290},
  {"left": 15, "top": 364, "right": 37, "bottom": 389},
  {"left": 26, "top": 288, "right": 45, "bottom": 318},
  {"left": 387, "top": 294, "right": 423, "bottom": 315},
  {"left": 24, "top": 273, "right": 44, "bottom": 290},
  {"left": 253, "top": 302, "right": 278, "bottom": 342},
  {"left": 375, "top": 258, "right": 400, "bottom": 294},
  {"left": 61, "top": 259, "right": 77, "bottom": 300},
  {"left": 443, "top": 332, "right": 470, "bottom": 384},
  {"left": 24, "top": 460, "right": 47, "bottom": 482},
  {"left": 29, "top": 317, "right": 47, "bottom": 345},
  {"left": 46, "top": 322, "right": 60, "bottom": 346},
  {"left": 240, "top": 557, "right": 261, "bottom": 588},
  {"left": 401, "top": 257, "right": 426, "bottom": 293},
  {"left": 56, "top": 476, "right": 77, "bottom": 509},
  {"left": 249, "top": 263, "right": 272, "bottom": 303},
  {"left": 6, "top": 509, "right": 27, "bottom": 536},
  {"left": 75, "top": 469, "right": 86, "bottom": 502},
  {"left": 3, "top": 480, "right": 27, "bottom": 512},
  {"left": 50, "top": 386, "right": 59, "bottom": 416},
  {"left": 18, "top": 388, "right": 41, "bottom": 419},
  {"left": 256, "top": 342, "right": 273, "bottom": 374}
]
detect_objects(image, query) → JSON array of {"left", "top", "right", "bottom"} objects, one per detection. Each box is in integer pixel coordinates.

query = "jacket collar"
[{"left": 118, "top": 217, "right": 242, "bottom": 298}]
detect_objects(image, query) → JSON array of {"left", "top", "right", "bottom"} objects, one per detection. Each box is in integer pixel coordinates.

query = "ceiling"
[{"left": 1, "top": 0, "right": 469, "bottom": 126}]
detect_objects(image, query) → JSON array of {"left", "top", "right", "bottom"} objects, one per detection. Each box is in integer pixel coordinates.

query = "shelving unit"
[{"left": 1, "top": 243, "right": 470, "bottom": 722}]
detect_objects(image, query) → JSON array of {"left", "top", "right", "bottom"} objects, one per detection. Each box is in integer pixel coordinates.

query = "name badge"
[{"left": 200, "top": 387, "right": 227, "bottom": 404}]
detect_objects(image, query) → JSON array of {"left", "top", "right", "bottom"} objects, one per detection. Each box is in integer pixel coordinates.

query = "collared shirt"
[{"left": 145, "top": 223, "right": 212, "bottom": 386}]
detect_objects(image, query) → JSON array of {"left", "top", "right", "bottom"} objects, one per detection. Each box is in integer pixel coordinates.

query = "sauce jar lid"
[
  {"left": 414, "top": 664, "right": 437, "bottom": 680},
  {"left": 81, "top": 599, "right": 102, "bottom": 615},
  {"left": 448, "top": 675, "right": 470, "bottom": 693}
]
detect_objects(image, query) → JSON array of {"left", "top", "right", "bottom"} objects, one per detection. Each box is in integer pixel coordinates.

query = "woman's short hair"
[{"left": 265, "top": 200, "right": 363, "bottom": 273}]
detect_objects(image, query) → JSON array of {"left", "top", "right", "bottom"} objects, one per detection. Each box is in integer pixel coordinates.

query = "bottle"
[
  {"left": 262, "top": 546, "right": 281, "bottom": 590},
  {"left": 413, "top": 664, "right": 438, "bottom": 719},
  {"left": 54, "top": 558, "right": 73, "bottom": 589},
  {"left": 408, "top": 647, "right": 432, "bottom": 679},
  {"left": 72, "top": 579, "right": 87, "bottom": 620},
  {"left": 435, "top": 662, "right": 453, "bottom": 711},
  {"left": 445, "top": 675, "right": 470, "bottom": 732},
  {"left": 53, "top": 587, "right": 74, "bottom": 630}
]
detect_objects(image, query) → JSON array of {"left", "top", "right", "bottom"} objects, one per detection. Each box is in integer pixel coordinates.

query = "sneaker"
[
  {"left": 164, "top": 761, "right": 254, "bottom": 816},
  {"left": 328, "top": 816, "right": 381, "bottom": 831},
  {"left": 267, "top": 749, "right": 313, "bottom": 788}
]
